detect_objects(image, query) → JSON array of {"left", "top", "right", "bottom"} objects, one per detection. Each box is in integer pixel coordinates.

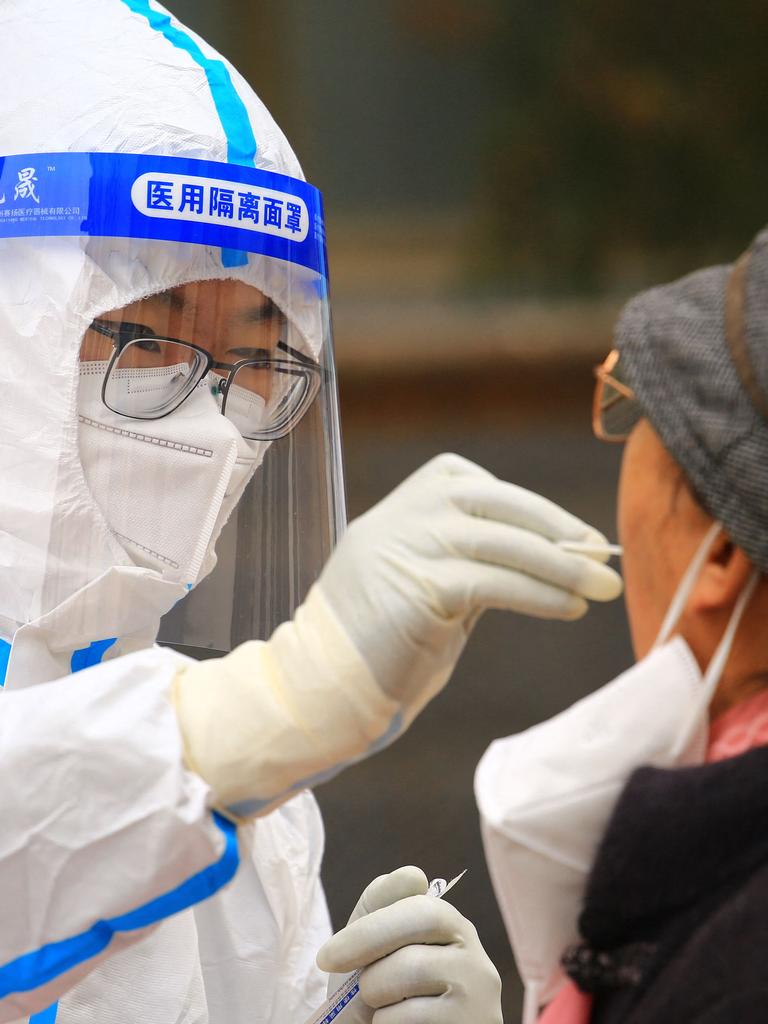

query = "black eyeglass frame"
[{"left": 89, "top": 318, "right": 324, "bottom": 441}]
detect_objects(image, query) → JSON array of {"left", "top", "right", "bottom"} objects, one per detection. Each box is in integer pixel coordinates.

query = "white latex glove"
[
  {"left": 316, "top": 452, "right": 622, "bottom": 715},
  {"left": 317, "top": 866, "right": 503, "bottom": 1024},
  {"left": 173, "top": 453, "right": 622, "bottom": 816}
]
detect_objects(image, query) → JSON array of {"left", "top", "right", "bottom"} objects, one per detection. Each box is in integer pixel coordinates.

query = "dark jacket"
[{"left": 562, "top": 745, "right": 768, "bottom": 1023}]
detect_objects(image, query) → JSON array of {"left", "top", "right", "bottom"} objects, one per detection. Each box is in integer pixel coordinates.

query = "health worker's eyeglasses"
[
  {"left": 89, "top": 319, "right": 322, "bottom": 441},
  {"left": 592, "top": 349, "right": 642, "bottom": 442}
]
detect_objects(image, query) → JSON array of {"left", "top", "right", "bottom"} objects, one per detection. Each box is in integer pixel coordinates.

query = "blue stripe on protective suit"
[
  {"left": 0, "top": 643, "right": 49, "bottom": 1020},
  {"left": 0, "top": 813, "right": 238, "bottom": 1001},
  {"left": 0, "top": 640, "right": 10, "bottom": 688},
  {"left": 24, "top": 641, "right": 118, "bottom": 1021},
  {"left": 28, "top": 1005, "right": 58, "bottom": 1024},
  {"left": 120, "top": 0, "right": 255, "bottom": 267},
  {"left": 0, "top": 635, "right": 240, "bottom": 1013},
  {"left": 70, "top": 638, "right": 117, "bottom": 673}
]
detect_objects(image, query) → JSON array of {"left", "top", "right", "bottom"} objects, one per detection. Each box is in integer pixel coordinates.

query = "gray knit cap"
[{"left": 615, "top": 227, "right": 768, "bottom": 573}]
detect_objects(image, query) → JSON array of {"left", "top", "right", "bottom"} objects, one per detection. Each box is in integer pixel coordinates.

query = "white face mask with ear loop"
[
  {"left": 475, "top": 522, "right": 760, "bottom": 1024},
  {"left": 77, "top": 361, "right": 269, "bottom": 586}
]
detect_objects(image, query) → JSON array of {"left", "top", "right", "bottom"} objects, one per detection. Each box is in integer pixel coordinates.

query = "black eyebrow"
[
  {"left": 150, "top": 289, "right": 187, "bottom": 313},
  {"left": 237, "top": 298, "right": 284, "bottom": 325},
  {"left": 156, "top": 290, "right": 283, "bottom": 326}
]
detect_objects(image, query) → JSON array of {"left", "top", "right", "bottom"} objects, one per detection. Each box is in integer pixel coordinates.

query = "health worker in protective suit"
[
  {"left": 0, "top": 3, "right": 623, "bottom": 1024},
  {"left": 477, "top": 231, "right": 768, "bottom": 1024}
]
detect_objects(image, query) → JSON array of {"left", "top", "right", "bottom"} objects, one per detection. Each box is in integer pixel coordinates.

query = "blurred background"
[{"left": 170, "top": 2, "right": 767, "bottom": 1016}]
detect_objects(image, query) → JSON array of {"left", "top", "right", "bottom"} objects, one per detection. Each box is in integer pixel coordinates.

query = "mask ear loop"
[
  {"left": 652, "top": 518, "right": 760, "bottom": 707},
  {"left": 670, "top": 566, "right": 760, "bottom": 763},
  {"left": 701, "top": 567, "right": 760, "bottom": 700},
  {"left": 522, "top": 980, "right": 542, "bottom": 1024},
  {"left": 653, "top": 521, "right": 723, "bottom": 649}
]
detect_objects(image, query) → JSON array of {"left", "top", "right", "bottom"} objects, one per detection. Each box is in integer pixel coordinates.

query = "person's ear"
[{"left": 690, "top": 532, "right": 753, "bottom": 614}]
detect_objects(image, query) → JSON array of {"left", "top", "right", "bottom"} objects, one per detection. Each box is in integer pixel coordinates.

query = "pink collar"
[
  {"left": 707, "top": 688, "right": 768, "bottom": 763},
  {"left": 538, "top": 687, "right": 768, "bottom": 1024}
]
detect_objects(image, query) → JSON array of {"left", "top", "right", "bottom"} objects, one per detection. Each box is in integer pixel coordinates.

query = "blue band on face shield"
[{"left": 0, "top": 153, "right": 328, "bottom": 279}]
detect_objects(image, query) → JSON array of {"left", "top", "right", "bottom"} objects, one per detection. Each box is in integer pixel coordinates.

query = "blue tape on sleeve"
[
  {"left": 0, "top": 636, "right": 237, "bottom": 1012},
  {"left": 0, "top": 639, "right": 11, "bottom": 688},
  {"left": 28, "top": 1003, "right": 58, "bottom": 1023},
  {"left": 0, "top": 812, "right": 238, "bottom": 1000},
  {"left": 4, "top": 630, "right": 50, "bottom": 1019},
  {"left": 70, "top": 638, "right": 117, "bottom": 673},
  {"left": 0, "top": 153, "right": 327, "bottom": 279}
]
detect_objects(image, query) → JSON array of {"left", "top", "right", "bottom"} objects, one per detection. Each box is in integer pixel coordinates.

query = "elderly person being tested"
[
  {"left": 0, "top": 3, "right": 625, "bottom": 1024},
  {"left": 477, "top": 229, "right": 768, "bottom": 1024}
]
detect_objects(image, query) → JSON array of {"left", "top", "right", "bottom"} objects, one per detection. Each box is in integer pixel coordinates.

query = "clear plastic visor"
[
  {"left": 0, "top": 152, "right": 344, "bottom": 653},
  {"left": 77, "top": 271, "right": 345, "bottom": 654}
]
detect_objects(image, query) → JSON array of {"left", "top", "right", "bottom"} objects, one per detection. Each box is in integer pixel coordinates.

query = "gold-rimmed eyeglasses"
[{"left": 592, "top": 349, "right": 642, "bottom": 442}]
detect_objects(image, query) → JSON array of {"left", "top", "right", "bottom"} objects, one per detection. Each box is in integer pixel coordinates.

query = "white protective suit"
[
  {"left": 0, "top": 3, "right": 625, "bottom": 1023},
  {"left": 0, "top": 3, "right": 331, "bottom": 1022}
]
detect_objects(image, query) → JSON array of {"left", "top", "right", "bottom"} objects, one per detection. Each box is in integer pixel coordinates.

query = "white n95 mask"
[
  {"left": 78, "top": 361, "right": 268, "bottom": 587},
  {"left": 475, "top": 523, "right": 759, "bottom": 1024}
]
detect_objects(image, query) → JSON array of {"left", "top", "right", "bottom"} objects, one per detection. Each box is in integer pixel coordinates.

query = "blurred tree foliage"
[{"left": 472, "top": 1, "right": 768, "bottom": 294}]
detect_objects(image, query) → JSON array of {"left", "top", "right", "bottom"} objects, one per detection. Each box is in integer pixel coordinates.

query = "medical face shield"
[{"left": 0, "top": 152, "right": 344, "bottom": 653}]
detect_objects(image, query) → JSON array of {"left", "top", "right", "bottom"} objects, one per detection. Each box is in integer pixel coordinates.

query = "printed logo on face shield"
[
  {"left": 0, "top": 153, "right": 327, "bottom": 278},
  {"left": 14, "top": 167, "right": 40, "bottom": 204},
  {"left": 132, "top": 172, "right": 309, "bottom": 243}
]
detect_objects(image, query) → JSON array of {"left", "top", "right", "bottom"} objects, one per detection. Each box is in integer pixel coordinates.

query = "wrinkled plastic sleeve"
[{"left": 0, "top": 647, "right": 238, "bottom": 1022}]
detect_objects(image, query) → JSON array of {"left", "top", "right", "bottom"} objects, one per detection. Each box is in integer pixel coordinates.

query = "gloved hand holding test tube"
[
  {"left": 307, "top": 868, "right": 502, "bottom": 1024},
  {"left": 303, "top": 872, "right": 466, "bottom": 1024}
]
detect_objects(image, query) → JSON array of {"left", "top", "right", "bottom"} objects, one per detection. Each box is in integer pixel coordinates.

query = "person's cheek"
[{"left": 617, "top": 427, "right": 660, "bottom": 660}]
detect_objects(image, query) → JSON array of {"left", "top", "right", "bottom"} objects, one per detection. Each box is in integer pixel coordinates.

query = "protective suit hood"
[{"left": 0, "top": 0, "right": 343, "bottom": 674}]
